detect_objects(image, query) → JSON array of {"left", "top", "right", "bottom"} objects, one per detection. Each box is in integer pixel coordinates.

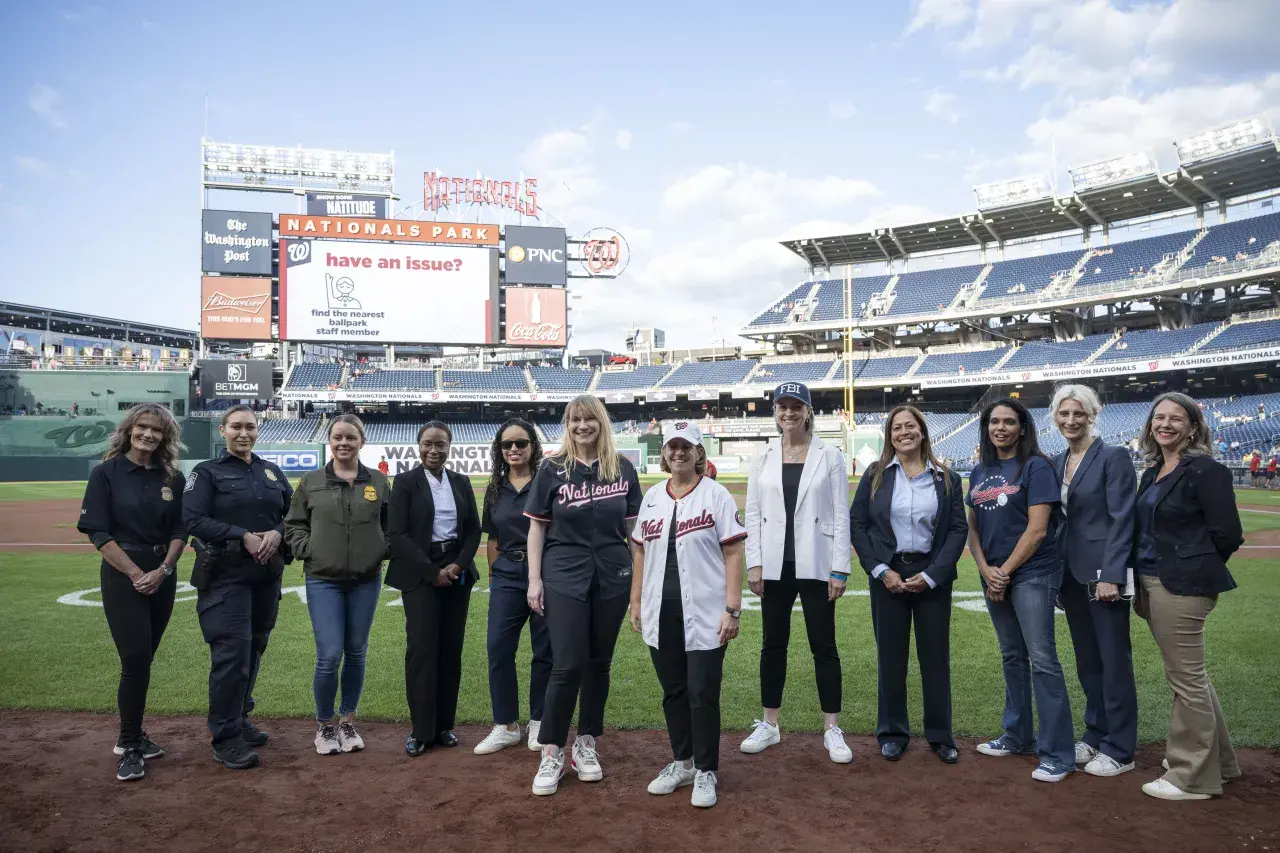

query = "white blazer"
[{"left": 745, "top": 435, "right": 851, "bottom": 582}]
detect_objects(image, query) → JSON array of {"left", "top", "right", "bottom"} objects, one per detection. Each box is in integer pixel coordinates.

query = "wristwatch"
[
  {"left": 160, "top": 563, "right": 175, "bottom": 577},
  {"left": 725, "top": 606, "right": 742, "bottom": 619}
]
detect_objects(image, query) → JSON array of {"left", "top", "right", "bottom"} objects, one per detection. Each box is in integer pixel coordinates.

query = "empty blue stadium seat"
[
  {"left": 596, "top": 365, "right": 671, "bottom": 390},
  {"left": 914, "top": 349, "right": 1007, "bottom": 376},
  {"left": 348, "top": 369, "right": 436, "bottom": 390},
  {"left": 885, "top": 265, "right": 985, "bottom": 317},
  {"left": 1001, "top": 335, "right": 1111, "bottom": 370},
  {"left": 1200, "top": 319, "right": 1280, "bottom": 353},
  {"left": 979, "top": 248, "right": 1090, "bottom": 302},
  {"left": 284, "top": 364, "right": 342, "bottom": 390},
  {"left": 748, "top": 283, "right": 812, "bottom": 327},
  {"left": 1093, "top": 322, "right": 1219, "bottom": 362},
  {"left": 257, "top": 419, "right": 320, "bottom": 443},
  {"left": 440, "top": 368, "right": 528, "bottom": 392},
  {"left": 661, "top": 360, "right": 756, "bottom": 387},
  {"left": 1186, "top": 210, "right": 1280, "bottom": 271},
  {"left": 531, "top": 366, "right": 594, "bottom": 392},
  {"left": 809, "top": 277, "right": 892, "bottom": 321},
  {"left": 750, "top": 360, "right": 835, "bottom": 384},
  {"left": 833, "top": 355, "right": 918, "bottom": 381},
  {"left": 1079, "top": 230, "right": 1196, "bottom": 283}
]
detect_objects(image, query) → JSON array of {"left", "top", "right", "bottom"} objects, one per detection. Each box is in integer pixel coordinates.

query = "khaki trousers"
[{"left": 1140, "top": 575, "right": 1240, "bottom": 794}]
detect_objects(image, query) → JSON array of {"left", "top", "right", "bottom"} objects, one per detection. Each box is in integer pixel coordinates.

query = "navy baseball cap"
[{"left": 773, "top": 382, "right": 812, "bottom": 407}]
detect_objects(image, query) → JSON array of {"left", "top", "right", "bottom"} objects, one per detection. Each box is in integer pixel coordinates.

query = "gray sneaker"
[
  {"left": 314, "top": 723, "right": 341, "bottom": 755},
  {"left": 647, "top": 760, "right": 696, "bottom": 795},
  {"left": 691, "top": 770, "right": 718, "bottom": 808}
]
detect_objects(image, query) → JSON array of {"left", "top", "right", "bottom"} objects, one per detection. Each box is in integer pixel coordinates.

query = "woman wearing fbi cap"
[
  {"left": 78, "top": 403, "right": 187, "bottom": 782},
  {"left": 742, "top": 382, "right": 854, "bottom": 764}
]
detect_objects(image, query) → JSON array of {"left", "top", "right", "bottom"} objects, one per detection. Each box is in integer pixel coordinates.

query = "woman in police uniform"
[
  {"left": 78, "top": 403, "right": 187, "bottom": 782},
  {"left": 473, "top": 418, "right": 552, "bottom": 756},
  {"left": 183, "top": 405, "right": 293, "bottom": 772},
  {"left": 630, "top": 422, "right": 746, "bottom": 808},
  {"left": 525, "top": 394, "right": 643, "bottom": 796}
]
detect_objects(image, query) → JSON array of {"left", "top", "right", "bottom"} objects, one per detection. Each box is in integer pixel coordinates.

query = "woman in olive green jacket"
[{"left": 285, "top": 414, "right": 390, "bottom": 755}]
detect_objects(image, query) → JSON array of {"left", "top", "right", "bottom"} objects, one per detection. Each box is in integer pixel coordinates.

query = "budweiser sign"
[
  {"left": 503, "top": 286, "right": 567, "bottom": 348},
  {"left": 201, "top": 275, "right": 274, "bottom": 341},
  {"left": 203, "top": 291, "right": 269, "bottom": 313}
]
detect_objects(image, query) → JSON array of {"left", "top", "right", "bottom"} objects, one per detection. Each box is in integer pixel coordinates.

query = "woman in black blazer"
[
  {"left": 1050, "top": 384, "right": 1139, "bottom": 778},
  {"left": 387, "top": 421, "right": 483, "bottom": 756},
  {"left": 850, "top": 405, "right": 967, "bottom": 764},
  {"left": 1133, "top": 392, "right": 1243, "bottom": 802}
]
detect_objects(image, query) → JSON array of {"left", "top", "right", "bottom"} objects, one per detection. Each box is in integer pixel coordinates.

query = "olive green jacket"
[{"left": 285, "top": 463, "right": 390, "bottom": 581}]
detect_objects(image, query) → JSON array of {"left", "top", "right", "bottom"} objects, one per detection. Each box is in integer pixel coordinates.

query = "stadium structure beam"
[
  {"left": 959, "top": 217, "right": 986, "bottom": 248},
  {"left": 978, "top": 216, "right": 1001, "bottom": 244},
  {"left": 872, "top": 233, "right": 893, "bottom": 263},
  {"left": 1156, "top": 171, "right": 1199, "bottom": 210},
  {"left": 1181, "top": 168, "right": 1223, "bottom": 205},
  {"left": 1073, "top": 195, "right": 1107, "bottom": 229},
  {"left": 811, "top": 240, "right": 832, "bottom": 270},
  {"left": 1053, "top": 199, "right": 1086, "bottom": 232},
  {"left": 885, "top": 228, "right": 908, "bottom": 258}
]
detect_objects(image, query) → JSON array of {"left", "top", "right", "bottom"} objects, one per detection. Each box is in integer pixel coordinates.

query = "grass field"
[{"left": 1, "top": 476, "right": 1277, "bottom": 747}]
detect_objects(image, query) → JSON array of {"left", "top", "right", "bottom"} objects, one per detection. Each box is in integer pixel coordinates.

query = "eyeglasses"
[{"left": 500, "top": 439, "right": 531, "bottom": 450}]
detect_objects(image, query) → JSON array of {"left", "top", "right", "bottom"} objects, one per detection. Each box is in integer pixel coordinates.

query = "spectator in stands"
[
  {"left": 77, "top": 403, "right": 187, "bottom": 782},
  {"left": 285, "top": 415, "right": 390, "bottom": 757},
  {"left": 1050, "top": 385, "right": 1139, "bottom": 778},
  {"left": 967, "top": 397, "right": 1075, "bottom": 783},
  {"left": 849, "top": 405, "right": 966, "bottom": 765},
  {"left": 387, "top": 421, "right": 483, "bottom": 757},
  {"left": 1133, "top": 392, "right": 1243, "bottom": 800},
  {"left": 741, "top": 382, "right": 853, "bottom": 764},
  {"left": 473, "top": 418, "right": 551, "bottom": 757},
  {"left": 525, "top": 394, "right": 643, "bottom": 796}
]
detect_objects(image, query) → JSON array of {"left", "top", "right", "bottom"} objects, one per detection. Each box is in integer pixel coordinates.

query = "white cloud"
[
  {"left": 614, "top": 129, "right": 632, "bottom": 151},
  {"left": 924, "top": 89, "right": 962, "bottom": 123},
  {"left": 828, "top": 101, "right": 858, "bottom": 121},
  {"left": 60, "top": 5, "right": 102, "bottom": 23},
  {"left": 662, "top": 164, "right": 879, "bottom": 227},
  {"left": 29, "top": 84, "right": 67, "bottom": 129},
  {"left": 668, "top": 120, "right": 693, "bottom": 136},
  {"left": 14, "top": 156, "right": 53, "bottom": 176},
  {"left": 519, "top": 128, "right": 600, "bottom": 222},
  {"left": 905, "top": 0, "right": 973, "bottom": 34}
]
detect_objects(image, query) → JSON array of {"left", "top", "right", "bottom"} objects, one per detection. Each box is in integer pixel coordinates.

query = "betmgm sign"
[{"left": 198, "top": 359, "right": 274, "bottom": 400}]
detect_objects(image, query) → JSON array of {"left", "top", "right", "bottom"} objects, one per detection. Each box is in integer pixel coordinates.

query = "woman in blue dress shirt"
[{"left": 850, "top": 405, "right": 967, "bottom": 764}]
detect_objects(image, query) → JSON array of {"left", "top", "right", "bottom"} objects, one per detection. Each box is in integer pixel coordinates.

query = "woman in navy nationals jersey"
[
  {"left": 525, "top": 395, "right": 642, "bottom": 796},
  {"left": 966, "top": 397, "right": 1075, "bottom": 783}
]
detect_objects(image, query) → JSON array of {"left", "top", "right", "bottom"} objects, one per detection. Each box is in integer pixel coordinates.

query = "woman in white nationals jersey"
[{"left": 630, "top": 421, "right": 745, "bottom": 809}]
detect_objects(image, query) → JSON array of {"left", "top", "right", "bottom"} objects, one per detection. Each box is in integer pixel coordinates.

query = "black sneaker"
[
  {"left": 212, "top": 738, "right": 260, "bottom": 770},
  {"left": 115, "top": 732, "right": 166, "bottom": 759},
  {"left": 241, "top": 721, "right": 269, "bottom": 747},
  {"left": 116, "top": 747, "right": 145, "bottom": 781}
]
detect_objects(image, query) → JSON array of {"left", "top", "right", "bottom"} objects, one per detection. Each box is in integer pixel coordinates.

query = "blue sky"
[{"left": 1, "top": 0, "right": 1276, "bottom": 351}]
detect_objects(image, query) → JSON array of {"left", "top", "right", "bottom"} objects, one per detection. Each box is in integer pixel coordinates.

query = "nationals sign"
[{"left": 503, "top": 286, "right": 567, "bottom": 348}]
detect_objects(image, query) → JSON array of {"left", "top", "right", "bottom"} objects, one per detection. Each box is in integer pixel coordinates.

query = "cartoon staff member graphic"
[{"left": 326, "top": 274, "right": 362, "bottom": 310}]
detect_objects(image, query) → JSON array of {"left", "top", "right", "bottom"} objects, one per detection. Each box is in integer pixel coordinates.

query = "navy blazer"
[
  {"left": 849, "top": 461, "right": 968, "bottom": 587},
  {"left": 1052, "top": 439, "right": 1137, "bottom": 585},
  {"left": 385, "top": 465, "right": 482, "bottom": 592}
]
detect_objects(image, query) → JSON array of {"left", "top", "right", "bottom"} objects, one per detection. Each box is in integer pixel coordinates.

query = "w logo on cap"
[{"left": 675, "top": 421, "right": 689, "bottom": 429}]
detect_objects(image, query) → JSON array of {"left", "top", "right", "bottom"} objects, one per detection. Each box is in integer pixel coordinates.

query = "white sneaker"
[
  {"left": 1162, "top": 758, "right": 1232, "bottom": 786},
  {"left": 824, "top": 726, "right": 853, "bottom": 764},
  {"left": 572, "top": 735, "right": 603, "bottom": 782},
  {"left": 647, "top": 760, "right": 696, "bottom": 795},
  {"left": 740, "top": 720, "right": 780, "bottom": 754},
  {"left": 527, "top": 720, "right": 543, "bottom": 751},
  {"left": 1075, "top": 741, "right": 1098, "bottom": 764},
  {"left": 314, "top": 723, "right": 341, "bottom": 755},
  {"left": 1084, "top": 753, "right": 1134, "bottom": 777},
  {"left": 474, "top": 724, "right": 522, "bottom": 755},
  {"left": 532, "top": 746, "right": 565, "bottom": 796},
  {"left": 1142, "top": 778, "right": 1210, "bottom": 801},
  {"left": 691, "top": 770, "right": 718, "bottom": 808},
  {"left": 337, "top": 721, "right": 364, "bottom": 753}
]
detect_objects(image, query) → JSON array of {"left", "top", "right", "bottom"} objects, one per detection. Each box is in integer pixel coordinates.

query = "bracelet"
[{"left": 830, "top": 571, "right": 849, "bottom": 581}]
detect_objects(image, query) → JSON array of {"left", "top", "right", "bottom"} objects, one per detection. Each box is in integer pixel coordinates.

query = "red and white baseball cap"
[{"left": 664, "top": 420, "right": 703, "bottom": 448}]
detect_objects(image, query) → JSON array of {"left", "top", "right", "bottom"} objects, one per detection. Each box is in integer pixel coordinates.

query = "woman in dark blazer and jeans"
[
  {"left": 387, "top": 421, "right": 483, "bottom": 756},
  {"left": 850, "top": 405, "right": 967, "bottom": 765},
  {"left": 1133, "top": 392, "right": 1243, "bottom": 801}
]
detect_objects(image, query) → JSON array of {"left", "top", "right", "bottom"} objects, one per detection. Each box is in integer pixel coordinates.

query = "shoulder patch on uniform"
[
  {"left": 184, "top": 472, "right": 198, "bottom": 493},
  {"left": 735, "top": 510, "right": 744, "bottom": 526}
]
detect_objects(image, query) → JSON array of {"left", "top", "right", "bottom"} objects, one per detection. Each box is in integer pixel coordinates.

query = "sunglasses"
[{"left": 500, "top": 439, "right": 531, "bottom": 450}]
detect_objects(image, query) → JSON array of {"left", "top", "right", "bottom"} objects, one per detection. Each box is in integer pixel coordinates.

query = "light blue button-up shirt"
[{"left": 872, "top": 459, "right": 939, "bottom": 588}]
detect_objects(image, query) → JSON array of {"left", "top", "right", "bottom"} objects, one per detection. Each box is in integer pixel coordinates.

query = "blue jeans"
[
  {"left": 985, "top": 573, "right": 1076, "bottom": 770},
  {"left": 305, "top": 573, "right": 382, "bottom": 721}
]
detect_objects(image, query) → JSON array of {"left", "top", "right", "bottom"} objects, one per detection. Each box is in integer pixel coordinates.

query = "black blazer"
[
  {"left": 386, "top": 466, "right": 482, "bottom": 592},
  {"left": 850, "top": 461, "right": 968, "bottom": 587},
  {"left": 1052, "top": 439, "right": 1136, "bottom": 585},
  {"left": 1133, "top": 455, "right": 1241, "bottom": 598}
]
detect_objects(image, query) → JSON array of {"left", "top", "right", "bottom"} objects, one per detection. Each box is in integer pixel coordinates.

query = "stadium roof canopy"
[
  {"left": 782, "top": 134, "right": 1280, "bottom": 268},
  {"left": 0, "top": 301, "right": 197, "bottom": 347}
]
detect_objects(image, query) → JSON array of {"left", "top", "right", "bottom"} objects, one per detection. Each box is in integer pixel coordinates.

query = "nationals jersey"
[{"left": 632, "top": 476, "right": 747, "bottom": 651}]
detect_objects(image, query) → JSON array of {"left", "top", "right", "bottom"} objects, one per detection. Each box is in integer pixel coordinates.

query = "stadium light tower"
[
  {"left": 973, "top": 175, "right": 1052, "bottom": 210},
  {"left": 201, "top": 141, "right": 396, "bottom": 196},
  {"left": 1068, "top": 151, "right": 1158, "bottom": 192},
  {"left": 1175, "top": 115, "right": 1275, "bottom": 164}
]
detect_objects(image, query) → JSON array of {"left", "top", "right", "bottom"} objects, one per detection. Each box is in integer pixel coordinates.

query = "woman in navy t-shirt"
[{"left": 966, "top": 397, "right": 1075, "bottom": 782}]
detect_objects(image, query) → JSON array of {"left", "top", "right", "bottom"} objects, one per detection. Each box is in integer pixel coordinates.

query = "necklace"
[
  {"left": 669, "top": 478, "right": 697, "bottom": 499},
  {"left": 783, "top": 440, "right": 809, "bottom": 464}
]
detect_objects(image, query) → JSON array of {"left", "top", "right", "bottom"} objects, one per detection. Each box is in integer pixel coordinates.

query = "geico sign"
[
  {"left": 508, "top": 246, "right": 564, "bottom": 264},
  {"left": 257, "top": 451, "right": 320, "bottom": 469}
]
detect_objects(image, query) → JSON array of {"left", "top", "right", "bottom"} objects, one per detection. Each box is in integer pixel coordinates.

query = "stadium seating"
[
  {"left": 1078, "top": 230, "right": 1195, "bottom": 284},
  {"left": 530, "top": 366, "right": 594, "bottom": 392},
  {"left": 913, "top": 348, "right": 1007, "bottom": 376},
  {"left": 596, "top": 365, "right": 672, "bottom": 391},
  {"left": 257, "top": 419, "right": 320, "bottom": 443},
  {"left": 1200, "top": 318, "right": 1280, "bottom": 353},
  {"left": 1208, "top": 392, "right": 1280, "bottom": 421},
  {"left": 749, "top": 360, "right": 835, "bottom": 384},
  {"left": 1000, "top": 334, "right": 1111, "bottom": 370},
  {"left": 747, "top": 282, "right": 812, "bottom": 327},
  {"left": 660, "top": 360, "right": 756, "bottom": 387},
  {"left": 978, "top": 248, "right": 1089, "bottom": 302},
  {"left": 934, "top": 417, "right": 981, "bottom": 465},
  {"left": 285, "top": 364, "right": 342, "bottom": 390},
  {"left": 883, "top": 264, "right": 984, "bottom": 317},
  {"left": 1214, "top": 419, "right": 1280, "bottom": 454},
  {"left": 833, "top": 355, "right": 919, "bottom": 381},
  {"left": 809, "top": 277, "right": 892, "bottom": 321},
  {"left": 348, "top": 369, "right": 435, "bottom": 389},
  {"left": 1185, "top": 210, "right": 1280, "bottom": 271},
  {"left": 1094, "top": 322, "right": 1220, "bottom": 362},
  {"left": 440, "top": 368, "right": 528, "bottom": 392}
]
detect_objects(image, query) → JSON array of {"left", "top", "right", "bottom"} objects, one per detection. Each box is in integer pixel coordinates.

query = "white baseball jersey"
[{"left": 632, "top": 477, "right": 747, "bottom": 651}]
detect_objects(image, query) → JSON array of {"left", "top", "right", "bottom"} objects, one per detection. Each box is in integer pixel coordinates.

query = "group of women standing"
[{"left": 81, "top": 384, "right": 1243, "bottom": 808}]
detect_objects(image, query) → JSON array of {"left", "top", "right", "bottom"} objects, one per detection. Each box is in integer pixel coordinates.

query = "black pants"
[
  {"left": 760, "top": 560, "right": 841, "bottom": 713},
  {"left": 402, "top": 578, "right": 472, "bottom": 741},
  {"left": 487, "top": 585, "right": 552, "bottom": 725},
  {"left": 541, "top": 579, "right": 630, "bottom": 748},
  {"left": 649, "top": 597, "right": 726, "bottom": 771},
  {"left": 197, "top": 570, "right": 281, "bottom": 745},
  {"left": 869, "top": 560, "right": 954, "bottom": 748},
  {"left": 1060, "top": 571, "right": 1139, "bottom": 763},
  {"left": 101, "top": 557, "right": 177, "bottom": 747}
]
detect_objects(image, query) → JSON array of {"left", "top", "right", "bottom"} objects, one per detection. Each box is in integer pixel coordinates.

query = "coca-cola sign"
[
  {"left": 201, "top": 275, "right": 274, "bottom": 341},
  {"left": 503, "top": 286, "right": 567, "bottom": 348}
]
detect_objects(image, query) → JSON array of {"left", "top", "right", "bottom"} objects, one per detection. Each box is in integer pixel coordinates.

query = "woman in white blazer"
[{"left": 741, "top": 382, "right": 853, "bottom": 764}]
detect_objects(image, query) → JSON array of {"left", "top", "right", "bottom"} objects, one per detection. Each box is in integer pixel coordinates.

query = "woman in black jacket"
[
  {"left": 1133, "top": 392, "right": 1243, "bottom": 801},
  {"left": 386, "top": 421, "right": 483, "bottom": 756},
  {"left": 850, "top": 405, "right": 967, "bottom": 765}
]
